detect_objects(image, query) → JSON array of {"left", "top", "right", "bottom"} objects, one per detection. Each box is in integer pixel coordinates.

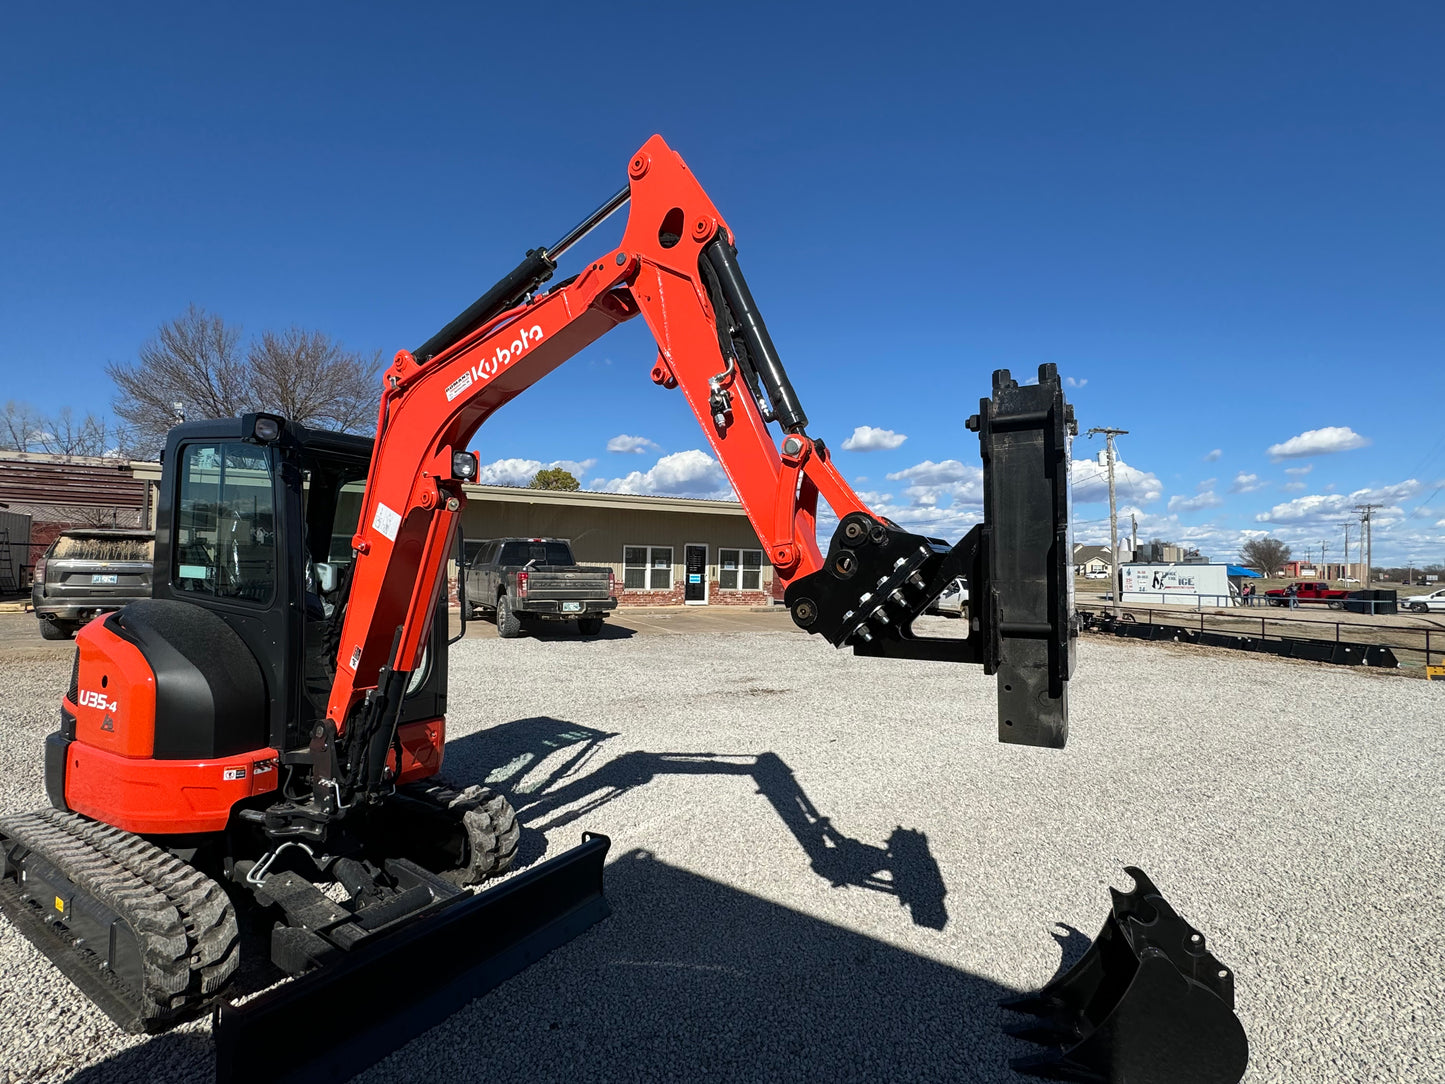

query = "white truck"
[{"left": 1119, "top": 563, "right": 1239, "bottom": 608}]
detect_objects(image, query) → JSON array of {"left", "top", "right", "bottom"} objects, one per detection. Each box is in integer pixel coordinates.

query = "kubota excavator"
[{"left": 0, "top": 136, "right": 1245, "bottom": 1084}]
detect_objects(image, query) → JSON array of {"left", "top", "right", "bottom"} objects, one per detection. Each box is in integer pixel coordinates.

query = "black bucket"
[{"left": 1002, "top": 867, "right": 1248, "bottom": 1083}]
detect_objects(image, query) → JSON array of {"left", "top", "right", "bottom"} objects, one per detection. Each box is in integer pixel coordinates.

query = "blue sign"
[{"left": 688, "top": 574, "right": 702, "bottom": 583}]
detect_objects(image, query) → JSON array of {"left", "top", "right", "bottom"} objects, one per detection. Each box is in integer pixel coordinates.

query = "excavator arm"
[{"left": 323, "top": 135, "right": 1076, "bottom": 811}]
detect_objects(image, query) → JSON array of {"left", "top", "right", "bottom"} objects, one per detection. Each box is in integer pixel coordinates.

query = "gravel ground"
[{"left": 1, "top": 623, "right": 1442, "bottom": 1083}]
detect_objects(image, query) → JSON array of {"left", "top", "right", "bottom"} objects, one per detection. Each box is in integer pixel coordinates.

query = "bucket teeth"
[{"left": 1002, "top": 867, "right": 1249, "bottom": 1084}]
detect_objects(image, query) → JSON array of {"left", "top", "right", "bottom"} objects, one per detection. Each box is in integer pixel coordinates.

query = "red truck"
[{"left": 1264, "top": 581, "right": 1350, "bottom": 608}]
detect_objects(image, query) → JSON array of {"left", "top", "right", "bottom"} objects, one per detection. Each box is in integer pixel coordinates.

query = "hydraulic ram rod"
[{"left": 413, "top": 184, "right": 632, "bottom": 363}]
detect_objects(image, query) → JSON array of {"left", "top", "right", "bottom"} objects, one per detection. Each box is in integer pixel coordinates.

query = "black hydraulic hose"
[{"left": 702, "top": 237, "right": 809, "bottom": 433}]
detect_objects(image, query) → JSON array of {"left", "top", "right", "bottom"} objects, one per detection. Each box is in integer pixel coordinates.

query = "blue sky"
[{"left": 2, "top": 3, "right": 1442, "bottom": 565}]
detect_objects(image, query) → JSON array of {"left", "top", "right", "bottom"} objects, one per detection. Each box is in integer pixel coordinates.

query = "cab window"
[{"left": 172, "top": 442, "right": 277, "bottom": 603}]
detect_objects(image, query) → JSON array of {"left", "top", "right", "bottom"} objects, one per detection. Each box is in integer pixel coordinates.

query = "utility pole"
[
  {"left": 1354, "top": 504, "right": 1382, "bottom": 588},
  {"left": 1320, "top": 540, "right": 1327, "bottom": 580},
  {"left": 1088, "top": 427, "right": 1129, "bottom": 613},
  {"left": 1338, "top": 521, "right": 1351, "bottom": 582},
  {"left": 1131, "top": 513, "right": 1138, "bottom": 556}
]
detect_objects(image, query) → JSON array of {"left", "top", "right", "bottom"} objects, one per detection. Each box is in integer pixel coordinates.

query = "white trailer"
[{"left": 1120, "top": 563, "right": 1239, "bottom": 608}]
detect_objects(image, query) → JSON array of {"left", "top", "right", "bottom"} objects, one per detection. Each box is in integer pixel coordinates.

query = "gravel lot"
[{"left": 1, "top": 615, "right": 1442, "bottom": 1083}]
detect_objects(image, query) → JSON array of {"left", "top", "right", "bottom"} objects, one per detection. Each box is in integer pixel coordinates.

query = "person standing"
[{"left": 1287, "top": 582, "right": 1299, "bottom": 609}]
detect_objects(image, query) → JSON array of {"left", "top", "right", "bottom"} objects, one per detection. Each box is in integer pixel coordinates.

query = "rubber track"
[
  {"left": 0, "top": 809, "right": 239, "bottom": 1024},
  {"left": 402, "top": 781, "right": 520, "bottom": 883}
]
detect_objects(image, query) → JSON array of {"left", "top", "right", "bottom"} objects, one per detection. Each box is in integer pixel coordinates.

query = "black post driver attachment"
[
  {"left": 784, "top": 363, "right": 1077, "bottom": 748},
  {"left": 1002, "top": 867, "right": 1249, "bottom": 1083}
]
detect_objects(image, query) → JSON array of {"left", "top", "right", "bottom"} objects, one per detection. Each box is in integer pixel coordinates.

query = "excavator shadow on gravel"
[{"left": 0, "top": 135, "right": 1245, "bottom": 1083}]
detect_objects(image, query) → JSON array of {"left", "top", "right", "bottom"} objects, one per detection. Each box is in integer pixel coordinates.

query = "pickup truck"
[
  {"left": 31, "top": 528, "right": 154, "bottom": 639},
  {"left": 1263, "top": 581, "right": 1350, "bottom": 608},
  {"left": 464, "top": 537, "right": 617, "bottom": 638}
]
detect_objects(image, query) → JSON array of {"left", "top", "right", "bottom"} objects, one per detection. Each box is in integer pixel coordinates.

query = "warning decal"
[{"left": 372, "top": 502, "right": 402, "bottom": 542}]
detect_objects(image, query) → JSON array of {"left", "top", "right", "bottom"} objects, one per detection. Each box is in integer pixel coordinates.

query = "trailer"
[{"left": 1120, "top": 563, "right": 1241, "bottom": 608}]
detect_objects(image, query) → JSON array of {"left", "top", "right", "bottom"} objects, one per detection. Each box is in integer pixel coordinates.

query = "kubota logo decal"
[
  {"left": 445, "top": 325, "right": 546, "bottom": 402},
  {"left": 78, "top": 690, "right": 118, "bottom": 713}
]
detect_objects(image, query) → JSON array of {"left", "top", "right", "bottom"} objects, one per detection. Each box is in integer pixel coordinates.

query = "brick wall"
[
  {"left": 448, "top": 576, "right": 771, "bottom": 609},
  {"left": 618, "top": 581, "right": 771, "bottom": 607}
]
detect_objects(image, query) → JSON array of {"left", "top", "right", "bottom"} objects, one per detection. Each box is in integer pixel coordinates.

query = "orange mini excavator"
[{"left": 0, "top": 137, "right": 1245, "bottom": 1084}]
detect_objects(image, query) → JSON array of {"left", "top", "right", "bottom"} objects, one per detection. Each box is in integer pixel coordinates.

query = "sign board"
[{"left": 1428, "top": 665, "right": 1445, "bottom": 681}]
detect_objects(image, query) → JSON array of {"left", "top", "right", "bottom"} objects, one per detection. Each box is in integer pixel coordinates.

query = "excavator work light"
[
  {"left": 253, "top": 417, "right": 281, "bottom": 442},
  {"left": 452, "top": 451, "right": 478, "bottom": 481}
]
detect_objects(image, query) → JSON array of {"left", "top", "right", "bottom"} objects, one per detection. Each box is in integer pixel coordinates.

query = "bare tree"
[
  {"left": 107, "top": 305, "right": 250, "bottom": 452},
  {"left": 246, "top": 328, "right": 382, "bottom": 433},
  {"left": 1240, "top": 537, "right": 1292, "bottom": 577},
  {"left": 1, "top": 402, "right": 119, "bottom": 457},
  {"left": 0, "top": 401, "right": 44, "bottom": 451},
  {"left": 35, "top": 407, "right": 113, "bottom": 457},
  {"left": 107, "top": 308, "right": 383, "bottom": 454}
]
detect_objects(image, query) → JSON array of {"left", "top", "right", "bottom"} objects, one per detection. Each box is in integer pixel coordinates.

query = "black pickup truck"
[{"left": 464, "top": 537, "right": 616, "bottom": 638}]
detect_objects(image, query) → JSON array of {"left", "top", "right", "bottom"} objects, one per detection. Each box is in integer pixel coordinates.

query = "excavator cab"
[{"left": 148, "top": 414, "right": 446, "bottom": 756}]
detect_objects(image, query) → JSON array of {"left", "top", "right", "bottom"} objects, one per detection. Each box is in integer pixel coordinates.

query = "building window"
[
  {"left": 719, "top": 548, "right": 763, "bottom": 591},
  {"left": 624, "top": 546, "right": 673, "bottom": 590}
]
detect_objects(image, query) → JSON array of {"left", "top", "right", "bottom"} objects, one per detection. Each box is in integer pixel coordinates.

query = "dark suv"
[{"left": 31, "top": 528, "right": 154, "bottom": 639}]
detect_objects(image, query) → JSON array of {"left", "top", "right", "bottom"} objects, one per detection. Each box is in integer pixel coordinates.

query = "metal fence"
[{"left": 1113, "top": 607, "right": 1443, "bottom": 669}]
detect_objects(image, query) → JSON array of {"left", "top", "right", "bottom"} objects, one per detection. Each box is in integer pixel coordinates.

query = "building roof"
[
  {"left": 117, "top": 457, "right": 751, "bottom": 518},
  {"left": 0, "top": 449, "right": 146, "bottom": 510},
  {"left": 460, "top": 483, "right": 748, "bottom": 517},
  {"left": 1073, "top": 544, "right": 1112, "bottom": 565}
]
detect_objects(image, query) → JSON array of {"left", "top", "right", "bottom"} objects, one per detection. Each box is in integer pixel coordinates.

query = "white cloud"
[
  {"left": 841, "top": 425, "right": 907, "bottom": 452},
  {"left": 1168, "top": 491, "right": 1224, "bottom": 514},
  {"left": 883, "top": 459, "right": 984, "bottom": 508},
  {"left": 1204, "top": 449, "right": 1222, "bottom": 462},
  {"left": 607, "top": 434, "right": 660, "bottom": 454},
  {"left": 1267, "top": 426, "right": 1370, "bottom": 460},
  {"left": 1282, "top": 481, "right": 1306, "bottom": 492},
  {"left": 1284, "top": 464, "right": 1313, "bottom": 477},
  {"left": 1064, "top": 376, "right": 1087, "bottom": 388},
  {"left": 1071, "top": 457, "right": 1163, "bottom": 504},
  {"left": 1231, "top": 472, "right": 1266, "bottom": 494},
  {"left": 596, "top": 449, "right": 733, "bottom": 500},
  {"left": 886, "top": 459, "right": 974, "bottom": 486},
  {"left": 476, "top": 457, "right": 596, "bottom": 487},
  {"left": 1254, "top": 479, "right": 1424, "bottom": 524}
]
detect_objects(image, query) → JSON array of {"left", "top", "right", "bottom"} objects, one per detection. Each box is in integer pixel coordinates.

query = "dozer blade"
[
  {"left": 1002, "top": 867, "right": 1248, "bottom": 1084},
  {"left": 214, "top": 832, "right": 610, "bottom": 1084}
]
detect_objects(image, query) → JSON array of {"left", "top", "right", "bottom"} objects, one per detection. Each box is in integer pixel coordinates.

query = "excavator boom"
[{"left": 322, "top": 135, "right": 1077, "bottom": 817}]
